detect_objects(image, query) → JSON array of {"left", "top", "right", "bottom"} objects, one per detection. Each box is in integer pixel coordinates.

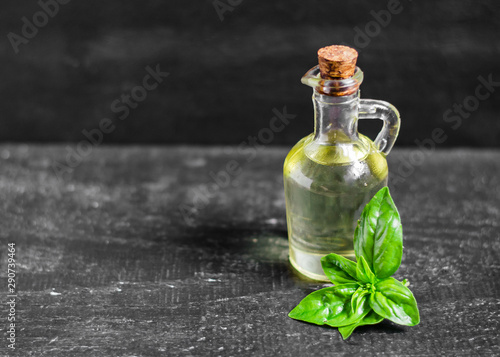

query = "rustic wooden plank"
[{"left": 0, "top": 146, "right": 499, "bottom": 356}]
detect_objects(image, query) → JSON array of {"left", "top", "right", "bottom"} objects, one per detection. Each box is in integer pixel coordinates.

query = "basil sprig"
[{"left": 288, "top": 187, "right": 420, "bottom": 339}]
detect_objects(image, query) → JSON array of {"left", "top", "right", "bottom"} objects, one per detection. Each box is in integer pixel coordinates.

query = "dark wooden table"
[{"left": 1, "top": 145, "right": 499, "bottom": 356}]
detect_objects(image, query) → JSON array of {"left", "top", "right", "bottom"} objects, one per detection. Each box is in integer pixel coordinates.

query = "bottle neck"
[{"left": 313, "top": 90, "right": 359, "bottom": 144}]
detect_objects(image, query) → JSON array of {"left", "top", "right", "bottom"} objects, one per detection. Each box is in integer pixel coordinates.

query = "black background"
[{"left": 2, "top": 0, "right": 499, "bottom": 147}]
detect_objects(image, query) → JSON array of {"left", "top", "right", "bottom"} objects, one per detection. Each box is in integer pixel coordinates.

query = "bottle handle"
[{"left": 359, "top": 99, "right": 401, "bottom": 156}]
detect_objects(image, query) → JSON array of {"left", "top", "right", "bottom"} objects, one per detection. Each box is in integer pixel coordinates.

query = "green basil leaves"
[
  {"left": 370, "top": 277, "right": 419, "bottom": 326},
  {"left": 321, "top": 253, "right": 358, "bottom": 285},
  {"left": 288, "top": 284, "right": 359, "bottom": 326},
  {"left": 338, "top": 310, "right": 384, "bottom": 340},
  {"left": 288, "top": 187, "right": 420, "bottom": 339},
  {"left": 354, "top": 186, "right": 403, "bottom": 279}
]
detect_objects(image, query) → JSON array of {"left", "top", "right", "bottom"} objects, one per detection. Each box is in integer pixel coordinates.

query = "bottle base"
[{"left": 289, "top": 245, "right": 355, "bottom": 282}]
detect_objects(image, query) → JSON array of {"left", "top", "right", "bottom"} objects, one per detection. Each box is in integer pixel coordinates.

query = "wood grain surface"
[{"left": 0, "top": 145, "right": 499, "bottom": 356}]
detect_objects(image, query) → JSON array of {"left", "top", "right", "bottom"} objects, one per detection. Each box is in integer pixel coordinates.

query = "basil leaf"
[
  {"left": 321, "top": 253, "right": 358, "bottom": 285},
  {"left": 326, "top": 287, "right": 371, "bottom": 327},
  {"left": 369, "top": 277, "right": 420, "bottom": 326},
  {"left": 353, "top": 187, "right": 403, "bottom": 279},
  {"left": 338, "top": 310, "right": 384, "bottom": 340},
  {"left": 356, "top": 256, "right": 376, "bottom": 284},
  {"left": 350, "top": 287, "right": 370, "bottom": 313},
  {"left": 288, "top": 284, "right": 358, "bottom": 325}
]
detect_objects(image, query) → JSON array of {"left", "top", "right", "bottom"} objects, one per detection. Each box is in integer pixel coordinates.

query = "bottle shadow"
[
  {"left": 183, "top": 223, "right": 292, "bottom": 275},
  {"left": 181, "top": 223, "right": 348, "bottom": 289}
]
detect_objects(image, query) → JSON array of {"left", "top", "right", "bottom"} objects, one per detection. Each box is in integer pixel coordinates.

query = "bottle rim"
[{"left": 301, "top": 65, "right": 364, "bottom": 96}]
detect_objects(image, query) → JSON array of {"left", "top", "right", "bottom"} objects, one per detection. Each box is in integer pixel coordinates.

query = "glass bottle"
[{"left": 284, "top": 65, "right": 400, "bottom": 281}]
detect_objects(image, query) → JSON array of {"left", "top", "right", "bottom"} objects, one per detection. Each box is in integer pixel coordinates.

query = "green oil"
[{"left": 284, "top": 132, "right": 388, "bottom": 281}]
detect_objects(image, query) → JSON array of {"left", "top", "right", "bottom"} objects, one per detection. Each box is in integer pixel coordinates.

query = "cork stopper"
[{"left": 318, "top": 45, "right": 358, "bottom": 79}]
